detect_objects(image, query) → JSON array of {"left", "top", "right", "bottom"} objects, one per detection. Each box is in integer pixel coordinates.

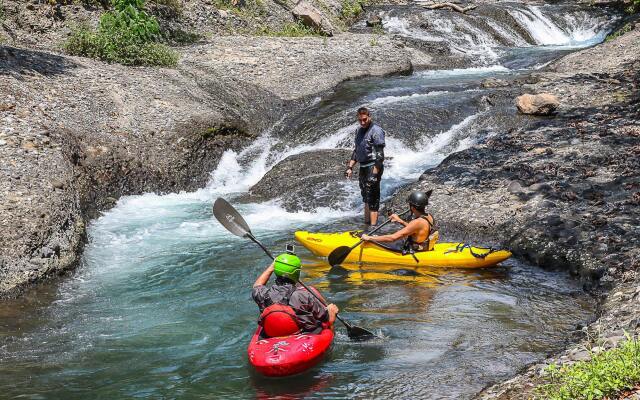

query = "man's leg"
[
  {"left": 359, "top": 167, "right": 370, "bottom": 225},
  {"left": 364, "top": 203, "right": 371, "bottom": 225},
  {"left": 369, "top": 165, "right": 382, "bottom": 226},
  {"left": 370, "top": 210, "right": 378, "bottom": 226}
]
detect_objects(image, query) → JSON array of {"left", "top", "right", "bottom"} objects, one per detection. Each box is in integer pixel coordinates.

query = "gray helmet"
[{"left": 408, "top": 190, "right": 433, "bottom": 208}]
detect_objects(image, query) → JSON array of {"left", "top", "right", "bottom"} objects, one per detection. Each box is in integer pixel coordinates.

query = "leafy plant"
[
  {"left": 341, "top": 0, "right": 363, "bottom": 20},
  {"left": 372, "top": 23, "right": 385, "bottom": 35},
  {"left": 65, "top": 0, "right": 178, "bottom": 66},
  {"left": 626, "top": 0, "right": 640, "bottom": 13},
  {"left": 255, "top": 21, "right": 323, "bottom": 37},
  {"left": 536, "top": 336, "right": 640, "bottom": 400},
  {"left": 605, "top": 22, "right": 634, "bottom": 41}
]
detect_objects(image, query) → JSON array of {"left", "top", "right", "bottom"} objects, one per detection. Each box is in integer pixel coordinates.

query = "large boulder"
[
  {"left": 292, "top": 0, "right": 335, "bottom": 36},
  {"left": 246, "top": 149, "right": 356, "bottom": 211},
  {"left": 516, "top": 93, "right": 560, "bottom": 115}
]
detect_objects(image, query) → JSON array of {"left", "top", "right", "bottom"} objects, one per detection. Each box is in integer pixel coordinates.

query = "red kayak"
[{"left": 247, "top": 326, "right": 334, "bottom": 377}]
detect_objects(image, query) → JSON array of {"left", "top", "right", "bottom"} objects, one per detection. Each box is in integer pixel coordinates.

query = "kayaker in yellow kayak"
[
  {"left": 361, "top": 190, "right": 437, "bottom": 252},
  {"left": 252, "top": 251, "right": 339, "bottom": 337}
]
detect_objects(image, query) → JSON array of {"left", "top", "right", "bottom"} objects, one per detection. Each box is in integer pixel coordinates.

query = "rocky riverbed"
[
  {"left": 0, "top": 34, "right": 414, "bottom": 298},
  {"left": 1, "top": 0, "right": 639, "bottom": 397},
  {"left": 393, "top": 28, "right": 639, "bottom": 398}
]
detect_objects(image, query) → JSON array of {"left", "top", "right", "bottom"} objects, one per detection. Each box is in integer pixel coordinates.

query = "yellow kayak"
[{"left": 294, "top": 231, "right": 512, "bottom": 268}]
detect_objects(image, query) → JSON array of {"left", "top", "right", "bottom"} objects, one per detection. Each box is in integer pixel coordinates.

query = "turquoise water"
[{"left": 0, "top": 194, "right": 593, "bottom": 399}]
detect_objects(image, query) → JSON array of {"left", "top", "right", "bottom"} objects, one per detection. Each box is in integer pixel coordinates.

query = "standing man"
[{"left": 345, "top": 107, "right": 386, "bottom": 227}]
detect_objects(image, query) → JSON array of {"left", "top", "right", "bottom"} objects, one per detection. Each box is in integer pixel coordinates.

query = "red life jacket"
[{"left": 259, "top": 304, "right": 301, "bottom": 337}]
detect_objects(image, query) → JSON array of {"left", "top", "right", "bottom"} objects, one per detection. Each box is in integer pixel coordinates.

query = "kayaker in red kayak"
[
  {"left": 252, "top": 252, "right": 339, "bottom": 338},
  {"left": 361, "top": 190, "right": 437, "bottom": 253}
]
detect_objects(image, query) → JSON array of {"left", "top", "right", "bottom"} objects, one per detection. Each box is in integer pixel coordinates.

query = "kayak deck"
[
  {"left": 295, "top": 230, "right": 511, "bottom": 268},
  {"left": 248, "top": 327, "right": 334, "bottom": 377}
]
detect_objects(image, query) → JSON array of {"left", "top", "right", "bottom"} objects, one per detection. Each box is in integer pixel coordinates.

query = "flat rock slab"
[{"left": 182, "top": 34, "right": 413, "bottom": 100}]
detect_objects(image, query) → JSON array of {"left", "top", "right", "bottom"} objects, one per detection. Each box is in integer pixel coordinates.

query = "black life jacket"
[{"left": 403, "top": 214, "right": 434, "bottom": 252}]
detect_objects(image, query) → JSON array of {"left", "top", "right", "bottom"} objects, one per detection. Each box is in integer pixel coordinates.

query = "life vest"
[
  {"left": 259, "top": 304, "right": 301, "bottom": 337},
  {"left": 404, "top": 214, "right": 438, "bottom": 252}
]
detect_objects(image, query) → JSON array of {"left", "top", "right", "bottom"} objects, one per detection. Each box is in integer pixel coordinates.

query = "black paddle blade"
[
  {"left": 212, "top": 198, "right": 251, "bottom": 238},
  {"left": 347, "top": 325, "right": 379, "bottom": 341},
  {"left": 328, "top": 246, "right": 352, "bottom": 267}
]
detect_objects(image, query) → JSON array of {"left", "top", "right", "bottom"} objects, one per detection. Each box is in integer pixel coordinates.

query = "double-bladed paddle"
[
  {"left": 212, "top": 197, "right": 378, "bottom": 341},
  {"left": 327, "top": 209, "right": 411, "bottom": 267}
]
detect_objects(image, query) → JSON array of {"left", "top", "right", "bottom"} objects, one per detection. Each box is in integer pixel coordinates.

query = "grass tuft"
[
  {"left": 536, "top": 336, "right": 640, "bottom": 400},
  {"left": 255, "top": 21, "right": 324, "bottom": 37}
]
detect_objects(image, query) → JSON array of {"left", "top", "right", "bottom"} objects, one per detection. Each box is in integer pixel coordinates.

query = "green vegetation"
[
  {"left": 372, "top": 23, "right": 385, "bottom": 35},
  {"left": 605, "top": 22, "right": 635, "bottom": 41},
  {"left": 625, "top": 0, "right": 640, "bottom": 14},
  {"left": 255, "top": 21, "right": 323, "bottom": 37},
  {"left": 65, "top": 0, "right": 178, "bottom": 66},
  {"left": 536, "top": 336, "right": 640, "bottom": 400},
  {"left": 341, "top": 0, "right": 363, "bottom": 21}
]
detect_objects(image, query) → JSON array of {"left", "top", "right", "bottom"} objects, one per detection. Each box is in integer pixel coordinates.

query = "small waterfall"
[
  {"left": 378, "top": 2, "right": 617, "bottom": 66},
  {"left": 506, "top": 5, "right": 611, "bottom": 46}
]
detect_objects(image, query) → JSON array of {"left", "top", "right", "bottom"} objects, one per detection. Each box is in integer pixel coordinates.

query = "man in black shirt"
[{"left": 345, "top": 107, "right": 386, "bottom": 226}]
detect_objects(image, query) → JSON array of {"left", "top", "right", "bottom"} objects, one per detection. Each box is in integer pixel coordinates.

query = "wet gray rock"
[
  {"left": 248, "top": 149, "right": 356, "bottom": 211},
  {"left": 470, "top": 27, "right": 640, "bottom": 400}
]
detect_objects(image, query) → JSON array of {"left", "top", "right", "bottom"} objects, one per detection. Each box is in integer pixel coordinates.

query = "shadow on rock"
[{"left": 0, "top": 46, "right": 79, "bottom": 79}]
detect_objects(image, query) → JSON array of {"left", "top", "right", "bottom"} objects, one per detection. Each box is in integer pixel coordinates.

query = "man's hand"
[
  {"left": 345, "top": 167, "right": 353, "bottom": 179},
  {"left": 389, "top": 213, "right": 403, "bottom": 223},
  {"left": 326, "top": 303, "right": 339, "bottom": 325},
  {"left": 361, "top": 234, "right": 372, "bottom": 241}
]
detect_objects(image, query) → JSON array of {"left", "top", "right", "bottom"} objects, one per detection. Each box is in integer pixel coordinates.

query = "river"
[{"left": 0, "top": 3, "right": 618, "bottom": 399}]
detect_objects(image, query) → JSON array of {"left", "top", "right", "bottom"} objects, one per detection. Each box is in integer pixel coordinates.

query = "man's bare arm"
[
  {"left": 253, "top": 262, "right": 274, "bottom": 287},
  {"left": 362, "top": 221, "right": 419, "bottom": 243}
]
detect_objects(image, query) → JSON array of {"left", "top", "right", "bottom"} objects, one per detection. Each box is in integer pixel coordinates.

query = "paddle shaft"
[
  {"left": 351, "top": 209, "right": 411, "bottom": 250},
  {"left": 246, "top": 232, "right": 274, "bottom": 259},
  {"left": 328, "top": 209, "right": 411, "bottom": 266}
]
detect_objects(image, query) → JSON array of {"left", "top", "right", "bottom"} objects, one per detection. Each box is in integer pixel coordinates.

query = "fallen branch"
[{"left": 422, "top": 2, "right": 477, "bottom": 13}]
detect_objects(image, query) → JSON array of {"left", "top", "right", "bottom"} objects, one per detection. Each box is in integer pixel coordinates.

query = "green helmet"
[{"left": 274, "top": 253, "right": 301, "bottom": 282}]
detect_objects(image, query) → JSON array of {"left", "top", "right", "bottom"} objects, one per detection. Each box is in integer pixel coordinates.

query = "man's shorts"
[{"left": 358, "top": 164, "right": 383, "bottom": 211}]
